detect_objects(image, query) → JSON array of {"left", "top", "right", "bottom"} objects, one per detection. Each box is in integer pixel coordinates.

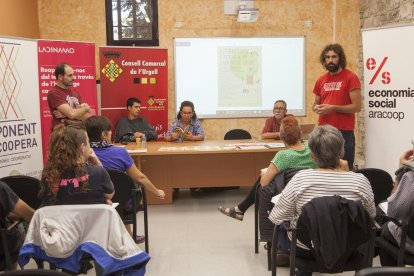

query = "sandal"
[{"left": 218, "top": 206, "right": 244, "bottom": 221}]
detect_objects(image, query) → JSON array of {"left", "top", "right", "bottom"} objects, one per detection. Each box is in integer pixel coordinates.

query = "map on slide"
[{"left": 218, "top": 46, "right": 262, "bottom": 107}]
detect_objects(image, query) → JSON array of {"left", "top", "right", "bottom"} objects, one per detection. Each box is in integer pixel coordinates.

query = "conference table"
[{"left": 124, "top": 140, "right": 285, "bottom": 204}]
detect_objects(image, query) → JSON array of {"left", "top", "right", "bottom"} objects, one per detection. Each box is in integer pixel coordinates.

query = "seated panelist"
[
  {"left": 164, "top": 100, "right": 204, "bottom": 142},
  {"left": 114, "top": 97, "right": 157, "bottom": 143},
  {"left": 262, "top": 100, "right": 289, "bottom": 140}
]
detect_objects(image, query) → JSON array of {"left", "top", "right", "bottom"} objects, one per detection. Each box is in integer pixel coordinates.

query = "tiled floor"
[
  {"left": 141, "top": 187, "right": 380, "bottom": 276},
  {"left": 23, "top": 187, "right": 381, "bottom": 275}
]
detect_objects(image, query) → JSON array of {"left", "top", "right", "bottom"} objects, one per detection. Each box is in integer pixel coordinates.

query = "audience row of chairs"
[
  {"left": 251, "top": 167, "right": 414, "bottom": 275},
  {"left": 0, "top": 128, "right": 251, "bottom": 273},
  {"left": 0, "top": 169, "right": 148, "bottom": 274}
]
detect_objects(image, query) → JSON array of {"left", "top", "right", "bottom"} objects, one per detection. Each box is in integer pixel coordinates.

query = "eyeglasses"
[
  {"left": 273, "top": 107, "right": 286, "bottom": 111},
  {"left": 181, "top": 111, "right": 193, "bottom": 116}
]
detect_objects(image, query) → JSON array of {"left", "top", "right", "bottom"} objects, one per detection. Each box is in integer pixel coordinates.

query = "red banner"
[
  {"left": 99, "top": 47, "right": 168, "bottom": 140},
  {"left": 37, "top": 40, "right": 97, "bottom": 162}
]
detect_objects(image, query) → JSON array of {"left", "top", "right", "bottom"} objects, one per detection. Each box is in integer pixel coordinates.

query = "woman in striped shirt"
[{"left": 269, "top": 125, "right": 375, "bottom": 276}]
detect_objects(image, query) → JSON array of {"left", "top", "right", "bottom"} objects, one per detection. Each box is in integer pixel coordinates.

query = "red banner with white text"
[
  {"left": 99, "top": 47, "right": 168, "bottom": 140},
  {"left": 38, "top": 40, "right": 97, "bottom": 162}
]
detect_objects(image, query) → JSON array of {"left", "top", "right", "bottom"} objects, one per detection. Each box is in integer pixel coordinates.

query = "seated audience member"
[
  {"left": 269, "top": 125, "right": 375, "bottom": 276},
  {"left": 379, "top": 145, "right": 414, "bottom": 266},
  {"left": 114, "top": 97, "right": 157, "bottom": 143},
  {"left": 85, "top": 116, "right": 165, "bottom": 242},
  {"left": 262, "top": 100, "right": 289, "bottom": 140},
  {"left": 164, "top": 101, "right": 204, "bottom": 142},
  {"left": 218, "top": 116, "right": 317, "bottom": 221},
  {"left": 39, "top": 123, "right": 114, "bottom": 206},
  {"left": 0, "top": 181, "right": 34, "bottom": 271},
  {"left": 85, "top": 115, "right": 165, "bottom": 200}
]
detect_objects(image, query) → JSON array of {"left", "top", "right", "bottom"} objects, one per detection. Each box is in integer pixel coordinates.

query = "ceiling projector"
[{"left": 237, "top": 7, "right": 259, "bottom": 22}]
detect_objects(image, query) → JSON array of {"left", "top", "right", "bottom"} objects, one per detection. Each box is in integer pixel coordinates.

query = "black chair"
[
  {"left": 106, "top": 169, "right": 149, "bottom": 253},
  {"left": 255, "top": 169, "right": 302, "bottom": 270},
  {"left": 1, "top": 176, "right": 42, "bottom": 210},
  {"left": 353, "top": 168, "right": 393, "bottom": 206},
  {"left": 355, "top": 267, "right": 414, "bottom": 276},
  {"left": 1, "top": 176, "right": 44, "bottom": 270},
  {"left": 224, "top": 129, "right": 252, "bottom": 140},
  {"left": 1, "top": 221, "right": 23, "bottom": 272},
  {"left": 375, "top": 213, "right": 414, "bottom": 267},
  {"left": 271, "top": 196, "right": 377, "bottom": 276},
  {"left": 1, "top": 269, "right": 72, "bottom": 275}
]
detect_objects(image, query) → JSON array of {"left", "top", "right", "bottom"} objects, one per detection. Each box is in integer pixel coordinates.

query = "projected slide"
[
  {"left": 218, "top": 47, "right": 262, "bottom": 107},
  {"left": 174, "top": 37, "right": 305, "bottom": 118}
]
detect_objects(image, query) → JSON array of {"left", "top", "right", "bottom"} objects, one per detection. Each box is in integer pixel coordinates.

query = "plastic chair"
[
  {"left": 375, "top": 212, "right": 414, "bottom": 267},
  {"left": 353, "top": 168, "right": 393, "bottom": 206},
  {"left": 224, "top": 129, "right": 252, "bottom": 140},
  {"left": 106, "top": 169, "right": 149, "bottom": 253},
  {"left": 355, "top": 266, "right": 414, "bottom": 276},
  {"left": 1, "top": 176, "right": 42, "bottom": 210},
  {"left": 271, "top": 196, "right": 377, "bottom": 276}
]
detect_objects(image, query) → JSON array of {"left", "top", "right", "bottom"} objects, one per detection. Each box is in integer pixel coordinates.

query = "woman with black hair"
[{"left": 164, "top": 100, "right": 204, "bottom": 142}]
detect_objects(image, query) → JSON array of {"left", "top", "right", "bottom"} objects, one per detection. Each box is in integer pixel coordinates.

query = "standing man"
[
  {"left": 47, "top": 62, "right": 93, "bottom": 130},
  {"left": 313, "top": 43, "right": 361, "bottom": 169},
  {"left": 114, "top": 97, "right": 157, "bottom": 142},
  {"left": 261, "top": 100, "right": 288, "bottom": 139}
]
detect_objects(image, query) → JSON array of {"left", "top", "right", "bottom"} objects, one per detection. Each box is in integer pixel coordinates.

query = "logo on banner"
[
  {"left": 365, "top": 56, "right": 413, "bottom": 121},
  {"left": 101, "top": 60, "right": 123, "bottom": 82},
  {"left": 147, "top": 96, "right": 166, "bottom": 111},
  {"left": 366, "top": 57, "right": 391, "bottom": 84},
  {"left": 0, "top": 46, "right": 23, "bottom": 119}
]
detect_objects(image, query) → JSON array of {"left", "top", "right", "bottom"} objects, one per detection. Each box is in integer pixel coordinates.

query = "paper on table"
[
  {"left": 127, "top": 149, "right": 147, "bottom": 153},
  {"left": 238, "top": 145, "right": 268, "bottom": 150},
  {"left": 378, "top": 201, "right": 388, "bottom": 215},
  {"left": 265, "top": 143, "right": 285, "bottom": 148}
]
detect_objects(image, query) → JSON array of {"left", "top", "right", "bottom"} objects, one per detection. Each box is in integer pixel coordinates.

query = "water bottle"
[{"left": 141, "top": 134, "right": 147, "bottom": 150}]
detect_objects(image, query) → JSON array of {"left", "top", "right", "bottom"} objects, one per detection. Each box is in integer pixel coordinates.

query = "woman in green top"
[{"left": 218, "top": 116, "right": 317, "bottom": 221}]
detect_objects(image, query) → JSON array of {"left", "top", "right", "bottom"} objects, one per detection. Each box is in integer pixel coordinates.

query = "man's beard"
[{"left": 326, "top": 62, "right": 340, "bottom": 73}]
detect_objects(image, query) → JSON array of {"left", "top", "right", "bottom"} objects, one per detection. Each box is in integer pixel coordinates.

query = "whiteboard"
[{"left": 174, "top": 37, "right": 306, "bottom": 118}]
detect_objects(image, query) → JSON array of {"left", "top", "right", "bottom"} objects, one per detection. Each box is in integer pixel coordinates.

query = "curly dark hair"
[
  {"left": 319, "top": 43, "right": 347, "bottom": 69},
  {"left": 39, "top": 123, "right": 89, "bottom": 201}
]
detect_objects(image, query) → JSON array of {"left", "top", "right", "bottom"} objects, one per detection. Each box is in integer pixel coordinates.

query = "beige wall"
[
  {"left": 0, "top": 0, "right": 39, "bottom": 38},
  {"left": 37, "top": 0, "right": 361, "bottom": 140}
]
